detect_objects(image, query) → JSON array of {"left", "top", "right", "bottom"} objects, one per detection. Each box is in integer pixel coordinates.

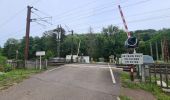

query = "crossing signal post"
[{"left": 118, "top": 5, "right": 139, "bottom": 81}]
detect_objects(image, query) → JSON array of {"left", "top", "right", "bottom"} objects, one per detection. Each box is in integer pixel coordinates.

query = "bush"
[
  {"left": 4, "top": 64, "right": 12, "bottom": 72},
  {"left": 0, "top": 55, "right": 12, "bottom": 72},
  {"left": 0, "top": 56, "right": 7, "bottom": 72}
]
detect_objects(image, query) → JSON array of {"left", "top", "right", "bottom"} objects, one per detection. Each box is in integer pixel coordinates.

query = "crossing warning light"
[{"left": 125, "top": 37, "right": 138, "bottom": 48}]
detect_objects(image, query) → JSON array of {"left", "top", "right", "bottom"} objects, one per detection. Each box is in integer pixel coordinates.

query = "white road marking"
[
  {"left": 108, "top": 63, "right": 116, "bottom": 84},
  {"left": 70, "top": 65, "right": 110, "bottom": 69},
  {"left": 45, "top": 66, "right": 65, "bottom": 73},
  {"left": 67, "top": 64, "right": 123, "bottom": 71}
]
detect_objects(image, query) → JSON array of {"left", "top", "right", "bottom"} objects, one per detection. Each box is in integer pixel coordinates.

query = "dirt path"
[{"left": 121, "top": 88, "right": 156, "bottom": 100}]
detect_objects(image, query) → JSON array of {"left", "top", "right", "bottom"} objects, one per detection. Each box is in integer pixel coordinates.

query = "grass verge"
[
  {"left": 119, "top": 95, "right": 132, "bottom": 100},
  {"left": 0, "top": 69, "right": 43, "bottom": 90},
  {"left": 121, "top": 72, "right": 170, "bottom": 100}
]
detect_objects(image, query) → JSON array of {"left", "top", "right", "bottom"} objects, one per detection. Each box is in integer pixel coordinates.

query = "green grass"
[
  {"left": 119, "top": 95, "right": 132, "bottom": 100},
  {"left": 0, "top": 69, "right": 42, "bottom": 90},
  {"left": 121, "top": 72, "right": 170, "bottom": 100}
]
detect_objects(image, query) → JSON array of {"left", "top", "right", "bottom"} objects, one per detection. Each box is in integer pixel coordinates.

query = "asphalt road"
[{"left": 0, "top": 64, "right": 120, "bottom": 100}]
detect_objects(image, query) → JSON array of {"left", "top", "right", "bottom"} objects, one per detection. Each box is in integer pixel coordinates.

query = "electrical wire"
[
  {"left": 56, "top": 7, "right": 170, "bottom": 29},
  {"left": 0, "top": 0, "right": 42, "bottom": 31},
  {"left": 1, "top": 14, "right": 170, "bottom": 44},
  {"left": 73, "top": 15, "right": 170, "bottom": 32},
  {"left": 52, "top": 0, "right": 130, "bottom": 20},
  {"left": 52, "top": 0, "right": 107, "bottom": 18},
  {"left": 0, "top": 8, "right": 26, "bottom": 29},
  {"left": 30, "top": 0, "right": 42, "bottom": 6},
  {"left": 0, "top": 0, "right": 170, "bottom": 43},
  {"left": 52, "top": 0, "right": 152, "bottom": 24}
]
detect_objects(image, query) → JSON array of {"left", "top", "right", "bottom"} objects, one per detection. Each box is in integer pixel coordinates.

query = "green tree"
[{"left": 2, "top": 38, "right": 19, "bottom": 59}]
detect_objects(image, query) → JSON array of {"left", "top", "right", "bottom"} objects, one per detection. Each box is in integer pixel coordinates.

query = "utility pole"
[
  {"left": 24, "top": 6, "right": 33, "bottom": 61},
  {"left": 150, "top": 42, "right": 153, "bottom": 57},
  {"left": 163, "top": 38, "right": 169, "bottom": 62},
  {"left": 16, "top": 50, "right": 18, "bottom": 60},
  {"left": 156, "top": 42, "right": 159, "bottom": 61},
  {"left": 71, "top": 30, "right": 74, "bottom": 63},
  {"left": 57, "top": 25, "right": 61, "bottom": 58},
  {"left": 161, "top": 40, "right": 164, "bottom": 61}
]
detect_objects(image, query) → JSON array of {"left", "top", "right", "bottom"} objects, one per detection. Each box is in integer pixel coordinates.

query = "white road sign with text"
[
  {"left": 121, "top": 53, "right": 143, "bottom": 65},
  {"left": 36, "top": 51, "right": 45, "bottom": 56}
]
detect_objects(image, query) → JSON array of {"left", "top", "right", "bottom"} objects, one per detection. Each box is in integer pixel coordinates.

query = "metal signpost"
[{"left": 36, "top": 51, "right": 45, "bottom": 70}]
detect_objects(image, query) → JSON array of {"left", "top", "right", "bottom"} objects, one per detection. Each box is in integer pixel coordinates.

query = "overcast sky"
[{"left": 0, "top": 0, "right": 170, "bottom": 46}]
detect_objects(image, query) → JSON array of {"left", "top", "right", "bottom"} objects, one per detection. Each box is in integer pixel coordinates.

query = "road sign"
[
  {"left": 36, "top": 51, "right": 45, "bottom": 56},
  {"left": 36, "top": 51, "right": 45, "bottom": 70},
  {"left": 121, "top": 53, "right": 143, "bottom": 65}
]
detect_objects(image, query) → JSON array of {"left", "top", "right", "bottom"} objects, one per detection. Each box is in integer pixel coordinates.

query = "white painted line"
[
  {"left": 108, "top": 63, "right": 116, "bottom": 84},
  {"left": 70, "top": 65, "right": 110, "bottom": 69},
  {"left": 45, "top": 66, "right": 65, "bottom": 73},
  {"left": 117, "top": 97, "right": 120, "bottom": 100}
]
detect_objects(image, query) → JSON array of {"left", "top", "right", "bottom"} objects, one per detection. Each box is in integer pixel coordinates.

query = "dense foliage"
[{"left": 1, "top": 25, "right": 170, "bottom": 61}]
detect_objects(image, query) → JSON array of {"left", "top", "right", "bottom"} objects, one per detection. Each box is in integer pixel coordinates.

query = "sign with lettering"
[
  {"left": 36, "top": 51, "right": 45, "bottom": 56},
  {"left": 121, "top": 53, "right": 143, "bottom": 65}
]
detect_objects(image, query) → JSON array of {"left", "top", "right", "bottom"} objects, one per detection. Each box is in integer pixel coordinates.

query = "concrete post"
[
  {"left": 40, "top": 56, "right": 42, "bottom": 70},
  {"left": 36, "top": 59, "right": 38, "bottom": 69},
  {"left": 139, "top": 64, "right": 142, "bottom": 76},
  {"left": 45, "top": 59, "right": 48, "bottom": 69},
  {"left": 141, "top": 65, "right": 145, "bottom": 82}
]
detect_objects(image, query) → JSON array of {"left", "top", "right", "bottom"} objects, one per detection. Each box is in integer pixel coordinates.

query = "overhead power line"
[
  {"left": 30, "top": 0, "right": 42, "bottom": 6},
  {"left": 58, "top": 7, "right": 170, "bottom": 27},
  {"left": 52, "top": 0, "right": 130, "bottom": 20},
  {"left": 32, "top": 7, "right": 51, "bottom": 17},
  {"left": 72, "top": 15, "right": 170, "bottom": 31},
  {"left": 0, "top": 8, "right": 26, "bottom": 29},
  {"left": 52, "top": 0, "right": 152, "bottom": 24},
  {"left": 0, "top": 0, "right": 169, "bottom": 41},
  {"left": 123, "top": 0, "right": 151, "bottom": 8},
  {"left": 52, "top": 0, "right": 106, "bottom": 18},
  {"left": 0, "top": 0, "right": 42, "bottom": 31},
  {"left": 1, "top": 14, "right": 170, "bottom": 42},
  {"left": 31, "top": 11, "right": 52, "bottom": 25}
]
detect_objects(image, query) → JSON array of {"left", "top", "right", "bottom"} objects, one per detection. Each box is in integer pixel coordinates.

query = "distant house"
[{"left": 66, "top": 55, "right": 90, "bottom": 63}]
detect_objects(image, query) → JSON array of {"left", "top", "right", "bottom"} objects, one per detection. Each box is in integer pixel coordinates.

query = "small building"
[
  {"left": 66, "top": 55, "right": 78, "bottom": 63},
  {"left": 78, "top": 56, "right": 90, "bottom": 63},
  {"left": 66, "top": 55, "right": 90, "bottom": 63}
]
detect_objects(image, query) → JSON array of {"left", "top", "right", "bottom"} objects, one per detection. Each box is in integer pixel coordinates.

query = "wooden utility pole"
[{"left": 24, "top": 6, "right": 33, "bottom": 61}]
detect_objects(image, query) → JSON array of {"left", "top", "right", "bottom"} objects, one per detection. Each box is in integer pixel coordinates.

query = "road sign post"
[
  {"left": 36, "top": 51, "right": 45, "bottom": 70},
  {"left": 121, "top": 53, "right": 143, "bottom": 81}
]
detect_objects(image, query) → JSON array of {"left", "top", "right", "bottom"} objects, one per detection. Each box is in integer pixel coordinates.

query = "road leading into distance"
[{"left": 0, "top": 64, "right": 121, "bottom": 100}]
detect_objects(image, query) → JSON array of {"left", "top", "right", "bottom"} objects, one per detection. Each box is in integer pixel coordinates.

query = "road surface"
[{"left": 0, "top": 64, "right": 120, "bottom": 100}]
